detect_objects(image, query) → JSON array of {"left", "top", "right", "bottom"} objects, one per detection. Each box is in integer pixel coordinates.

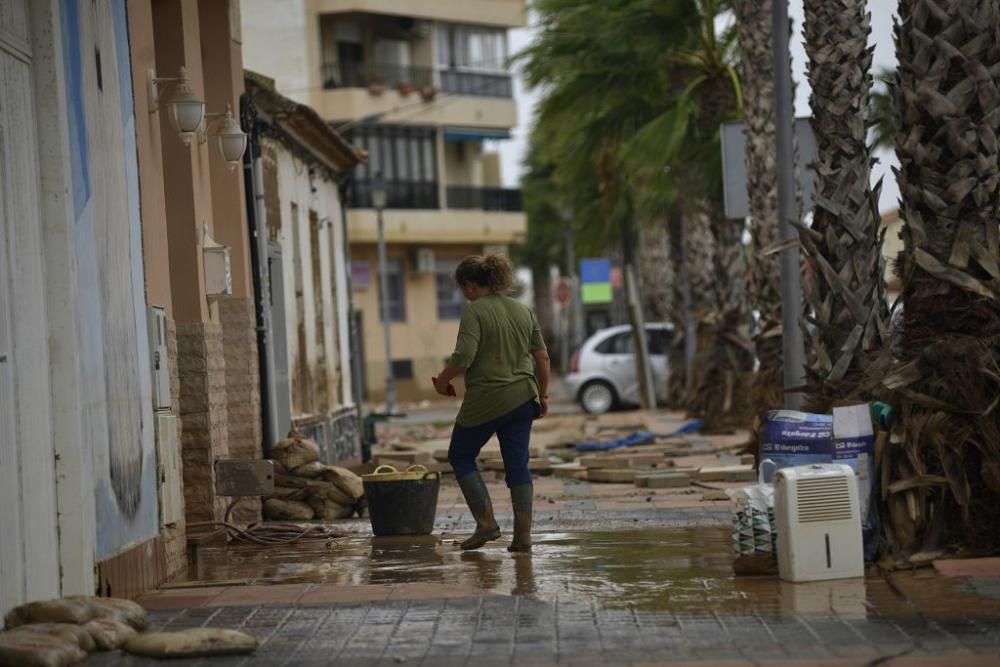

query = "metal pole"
[
  {"left": 376, "top": 207, "right": 397, "bottom": 415},
  {"left": 771, "top": 0, "right": 805, "bottom": 409}
]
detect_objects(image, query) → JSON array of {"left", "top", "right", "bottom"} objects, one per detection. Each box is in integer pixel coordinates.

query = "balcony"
[
  {"left": 350, "top": 179, "right": 439, "bottom": 210},
  {"left": 439, "top": 70, "right": 513, "bottom": 98},
  {"left": 446, "top": 186, "right": 522, "bottom": 212},
  {"left": 322, "top": 61, "right": 433, "bottom": 91}
]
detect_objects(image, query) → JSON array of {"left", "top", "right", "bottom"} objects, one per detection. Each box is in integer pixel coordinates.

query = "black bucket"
[{"left": 362, "top": 464, "right": 441, "bottom": 536}]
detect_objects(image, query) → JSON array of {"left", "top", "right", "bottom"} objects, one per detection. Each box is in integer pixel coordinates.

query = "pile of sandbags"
[
  {"left": 264, "top": 430, "right": 366, "bottom": 522},
  {"left": 0, "top": 596, "right": 148, "bottom": 667}
]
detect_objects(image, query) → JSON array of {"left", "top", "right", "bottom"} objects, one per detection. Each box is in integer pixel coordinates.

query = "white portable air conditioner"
[
  {"left": 775, "top": 464, "right": 864, "bottom": 582},
  {"left": 412, "top": 247, "right": 435, "bottom": 274}
]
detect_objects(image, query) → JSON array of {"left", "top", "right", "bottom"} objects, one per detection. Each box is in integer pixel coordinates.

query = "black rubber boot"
[
  {"left": 508, "top": 484, "right": 533, "bottom": 553},
  {"left": 457, "top": 472, "right": 501, "bottom": 550}
]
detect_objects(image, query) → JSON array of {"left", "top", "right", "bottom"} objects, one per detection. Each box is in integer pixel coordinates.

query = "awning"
[{"left": 443, "top": 127, "right": 512, "bottom": 142}]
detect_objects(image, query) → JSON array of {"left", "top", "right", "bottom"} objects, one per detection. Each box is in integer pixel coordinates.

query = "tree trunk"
[
  {"left": 876, "top": 0, "right": 1000, "bottom": 558},
  {"left": 800, "top": 0, "right": 889, "bottom": 411},
  {"left": 735, "top": 0, "right": 785, "bottom": 416}
]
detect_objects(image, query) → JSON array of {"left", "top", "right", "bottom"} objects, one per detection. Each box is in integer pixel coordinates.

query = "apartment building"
[{"left": 242, "top": 0, "right": 528, "bottom": 402}]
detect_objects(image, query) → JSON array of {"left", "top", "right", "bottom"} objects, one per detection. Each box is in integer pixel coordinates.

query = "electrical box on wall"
[
  {"left": 147, "top": 305, "right": 171, "bottom": 411},
  {"left": 155, "top": 413, "right": 183, "bottom": 526},
  {"left": 203, "top": 225, "right": 232, "bottom": 297},
  {"left": 412, "top": 247, "right": 435, "bottom": 274}
]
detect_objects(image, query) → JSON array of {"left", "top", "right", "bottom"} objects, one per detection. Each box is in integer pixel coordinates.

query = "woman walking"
[{"left": 433, "top": 254, "right": 550, "bottom": 553}]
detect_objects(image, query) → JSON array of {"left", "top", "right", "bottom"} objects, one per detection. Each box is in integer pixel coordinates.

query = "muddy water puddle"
[{"left": 187, "top": 527, "right": 1000, "bottom": 618}]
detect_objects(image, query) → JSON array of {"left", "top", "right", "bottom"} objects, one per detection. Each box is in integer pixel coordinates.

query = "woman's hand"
[
  {"left": 432, "top": 376, "right": 456, "bottom": 397},
  {"left": 536, "top": 396, "right": 549, "bottom": 419}
]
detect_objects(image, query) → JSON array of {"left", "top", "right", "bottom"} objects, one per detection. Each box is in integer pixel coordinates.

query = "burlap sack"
[
  {"left": 3, "top": 598, "right": 97, "bottom": 629},
  {"left": 271, "top": 432, "right": 321, "bottom": 470},
  {"left": 290, "top": 461, "right": 325, "bottom": 478},
  {"left": 69, "top": 596, "right": 148, "bottom": 631},
  {"left": 0, "top": 628, "right": 87, "bottom": 667},
  {"left": 2, "top": 623, "right": 94, "bottom": 653},
  {"left": 123, "top": 628, "right": 257, "bottom": 658},
  {"left": 82, "top": 618, "right": 138, "bottom": 651},
  {"left": 306, "top": 496, "right": 355, "bottom": 521},
  {"left": 263, "top": 498, "right": 315, "bottom": 520},
  {"left": 319, "top": 465, "right": 364, "bottom": 501}
]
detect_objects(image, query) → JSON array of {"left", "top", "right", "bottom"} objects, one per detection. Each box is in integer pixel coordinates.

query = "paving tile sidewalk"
[{"left": 84, "top": 596, "right": 1000, "bottom": 666}]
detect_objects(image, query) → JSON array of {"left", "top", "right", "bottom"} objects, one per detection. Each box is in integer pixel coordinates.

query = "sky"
[{"left": 496, "top": 0, "right": 901, "bottom": 214}]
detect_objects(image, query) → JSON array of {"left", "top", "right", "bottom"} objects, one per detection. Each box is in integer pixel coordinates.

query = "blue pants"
[{"left": 448, "top": 400, "right": 538, "bottom": 487}]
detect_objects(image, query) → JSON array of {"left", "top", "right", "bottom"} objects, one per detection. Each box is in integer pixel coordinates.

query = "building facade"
[
  {"left": 0, "top": 0, "right": 267, "bottom": 622},
  {"left": 243, "top": 72, "right": 365, "bottom": 464},
  {"left": 241, "top": 0, "right": 528, "bottom": 402}
]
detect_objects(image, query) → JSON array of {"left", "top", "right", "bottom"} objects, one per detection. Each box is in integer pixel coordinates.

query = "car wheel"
[{"left": 579, "top": 381, "right": 616, "bottom": 415}]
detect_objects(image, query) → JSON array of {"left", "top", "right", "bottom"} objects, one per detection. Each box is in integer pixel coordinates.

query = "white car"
[{"left": 565, "top": 323, "right": 673, "bottom": 414}]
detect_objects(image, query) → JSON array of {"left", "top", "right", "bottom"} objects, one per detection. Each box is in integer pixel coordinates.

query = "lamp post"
[{"left": 372, "top": 173, "right": 397, "bottom": 416}]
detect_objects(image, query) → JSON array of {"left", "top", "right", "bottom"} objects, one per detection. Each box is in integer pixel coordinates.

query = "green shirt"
[{"left": 448, "top": 295, "right": 546, "bottom": 427}]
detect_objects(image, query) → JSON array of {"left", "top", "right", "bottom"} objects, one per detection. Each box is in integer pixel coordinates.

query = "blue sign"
[{"left": 580, "top": 258, "right": 611, "bottom": 284}]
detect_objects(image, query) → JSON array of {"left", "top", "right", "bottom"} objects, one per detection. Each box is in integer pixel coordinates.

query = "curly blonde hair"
[{"left": 454, "top": 254, "right": 514, "bottom": 294}]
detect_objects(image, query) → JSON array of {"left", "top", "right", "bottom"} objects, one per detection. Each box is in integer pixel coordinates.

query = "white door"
[
  {"left": 601, "top": 331, "right": 640, "bottom": 405},
  {"left": 647, "top": 327, "right": 671, "bottom": 404},
  {"left": 0, "top": 0, "right": 59, "bottom": 621}
]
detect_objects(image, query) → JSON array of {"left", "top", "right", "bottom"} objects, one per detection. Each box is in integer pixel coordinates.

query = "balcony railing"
[
  {"left": 439, "top": 70, "right": 513, "bottom": 98},
  {"left": 350, "top": 180, "right": 440, "bottom": 210},
  {"left": 447, "top": 186, "right": 523, "bottom": 212},
  {"left": 322, "top": 61, "right": 434, "bottom": 90}
]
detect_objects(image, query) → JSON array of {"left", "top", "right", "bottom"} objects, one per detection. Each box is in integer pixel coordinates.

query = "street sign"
[
  {"left": 720, "top": 118, "right": 817, "bottom": 219},
  {"left": 555, "top": 278, "right": 571, "bottom": 305},
  {"left": 580, "top": 258, "right": 613, "bottom": 305}
]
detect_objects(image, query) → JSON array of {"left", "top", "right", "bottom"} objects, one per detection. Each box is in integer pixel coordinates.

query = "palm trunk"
[
  {"left": 800, "top": 0, "right": 889, "bottom": 411},
  {"left": 877, "top": 0, "right": 1000, "bottom": 558},
  {"left": 735, "top": 0, "right": 785, "bottom": 416}
]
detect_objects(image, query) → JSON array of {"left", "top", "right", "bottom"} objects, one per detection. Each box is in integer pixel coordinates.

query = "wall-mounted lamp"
[
  {"left": 199, "top": 103, "right": 248, "bottom": 171},
  {"left": 202, "top": 224, "right": 232, "bottom": 297},
  {"left": 147, "top": 66, "right": 205, "bottom": 145}
]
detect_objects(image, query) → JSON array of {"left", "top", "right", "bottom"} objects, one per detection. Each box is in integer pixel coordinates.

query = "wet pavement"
[{"left": 83, "top": 408, "right": 1000, "bottom": 665}]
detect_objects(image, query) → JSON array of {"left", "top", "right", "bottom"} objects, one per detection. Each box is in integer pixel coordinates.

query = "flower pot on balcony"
[
  {"left": 368, "top": 81, "right": 386, "bottom": 96},
  {"left": 420, "top": 85, "right": 438, "bottom": 102},
  {"left": 397, "top": 82, "right": 415, "bottom": 97}
]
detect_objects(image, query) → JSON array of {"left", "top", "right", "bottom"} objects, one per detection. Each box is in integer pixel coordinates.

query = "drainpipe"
[{"left": 241, "top": 95, "right": 276, "bottom": 458}]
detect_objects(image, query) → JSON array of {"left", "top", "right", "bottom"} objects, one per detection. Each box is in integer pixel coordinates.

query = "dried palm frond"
[
  {"left": 800, "top": 0, "right": 890, "bottom": 412},
  {"left": 872, "top": 0, "right": 1000, "bottom": 557}
]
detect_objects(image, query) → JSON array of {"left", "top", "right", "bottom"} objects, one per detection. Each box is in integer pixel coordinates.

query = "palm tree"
[
  {"left": 734, "top": 0, "right": 785, "bottom": 416},
  {"left": 877, "top": 0, "right": 1000, "bottom": 557},
  {"left": 798, "top": 0, "right": 889, "bottom": 410},
  {"left": 519, "top": 0, "right": 752, "bottom": 426}
]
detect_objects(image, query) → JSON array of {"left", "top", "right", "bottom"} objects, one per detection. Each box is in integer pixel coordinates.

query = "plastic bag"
[{"left": 726, "top": 460, "right": 777, "bottom": 557}]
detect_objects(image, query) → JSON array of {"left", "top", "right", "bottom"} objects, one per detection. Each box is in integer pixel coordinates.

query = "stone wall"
[
  {"left": 163, "top": 318, "right": 187, "bottom": 580},
  {"left": 218, "top": 296, "right": 263, "bottom": 523},
  {"left": 176, "top": 322, "right": 230, "bottom": 525}
]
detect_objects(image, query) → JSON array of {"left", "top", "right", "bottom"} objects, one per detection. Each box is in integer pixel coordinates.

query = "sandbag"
[
  {"left": 290, "top": 461, "right": 325, "bottom": 478},
  {"left": 319, "top": 465, "right": 364, "bottom": 501},
  {"left": 3, "top": 624, "right": 94, "bottom": 653},
  {"left": 123, "top": 628, "right": 257, "bottom": 658},
  {"left": 83, "top": 618, "right": 138, "bottom": 651},
  {"left": 270, "top": 485, "right": 308, "bottom": 501},
  {"left": 70, "top": 596, "right": 148, "bottom": 631},
  {"left": 3, "top": 598, "right": 97, "bottom": 629},
  {"left": 271, "top": 432, "right": 320, "bottom": 470},
  {"left": 274, "top": 473, "right": 311, "bottom": 489},
  {"left": 263, "top": 498, "right": 315, "bottom": 521},
  {"left": 0, "top": 628, "right": 87, "bottom": 667},
  {"left": 307, "top": 496, "right": 355, "bottom": 521},
  {"left": 302, "top": 478, "right": 354, "bottom": 506}
]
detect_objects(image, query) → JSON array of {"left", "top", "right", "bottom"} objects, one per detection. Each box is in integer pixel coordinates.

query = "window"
[
  {"left": 378, "top": 257, "right": 406, "bottom": 322},
  {"left": 437, "top": 23, "right": 508, "bottom": 71},
  {"left": 436, "top": 258, "right": 464, "bottom": 320},
  {"left": 647, "top": 328, "right": 672, "bottom": 356},
  {"left": 593, "top": 330, "right": 668, "bottom": 355},
  {"left": 347, "top": 125, "right": 439, "bottom": 209},
  {"left": 390, "top": 359, "right": 414, "bottom": 380}
]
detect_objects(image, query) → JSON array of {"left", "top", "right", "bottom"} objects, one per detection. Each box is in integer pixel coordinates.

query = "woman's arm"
[{"left": 533, "top": 349, "right": 550, "bottom": 418}]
